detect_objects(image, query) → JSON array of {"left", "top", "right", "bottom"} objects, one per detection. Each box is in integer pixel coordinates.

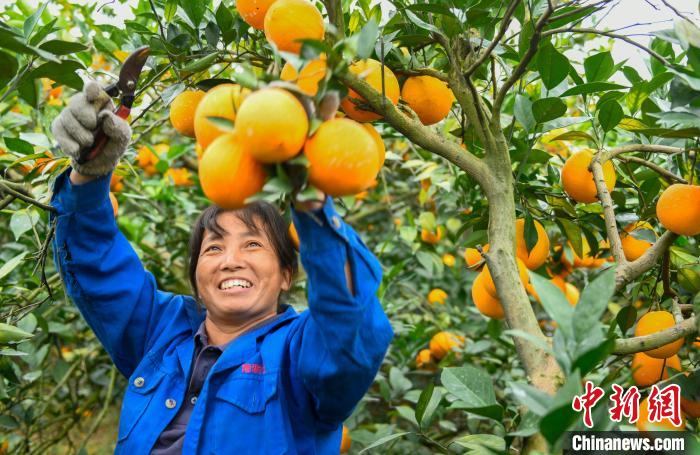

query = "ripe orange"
[
  {"left": 415, "top": 349, "right": 434, "bottom": 369},
  {"left": 515, "top": 219, "right": 550, "bottom": 270},
  {"left": 634, "top": 311, "right": 683, "bottom": 359},
  {"left": 636, "top": 396, "right": 685, "bottom": 431},
  {"left": 464, "top": 244, "right": 488, "bottom": 268},
  {"left": 194, "top": 84, "right": 248, "bottom": 151},
  {"left": 170, "top": 90, "right": 205, "bottom": 137},
  {"left": 32, "top": 151, "right": 55, "bottom": 174},
  {"left": 109, "top": 192, "right": 118, "bottom": 217},
  {"left": 400, "top": 75, "right": 455, "bottom": 125},
  {"left": 198, "top": 133, "right": 267, "bottom": 209},
  {"left": 304, "top": 118, "right": 379, "bottom": 196},
  {"left": 280, "top": 56, "right": 327, "bottom": 96},
  {"left": 236, "top": 0, "right": 278, "bottom": 30},
  {"left": 631, "top": 352, "right": 681, "bottom": 388},
  {"left": 564, "top": 283, "right": 579, "bottom": 306},
  {"left": 264, "top": 0, "right": 324, "bottom": 54},
  {"left": 362, "top": 124, "right": 385, "bottom": 172},
  {"left": 340, "top": 425, "right": 351, "bottom": 453},
  {"left": 482, "top": 258, "right": 529, "bottom": 298},
  {"left": 288, "top": 222, "right": 300, "bottom": 250},
  {"left": 428, "top": 288, "right": 447, "bottom": 305},
  {"left": 429, "top": 331, "right": 464, "bottom": 360},
  {"left": 421, "top": 226, "right": 445, "bottom": 245},
  {"left": 571, "top": 237, "right": 605, "bottom": 268},
  {"left": 136, "top": 144, "right": 166, "bottom": 176},
  {"left": 442, "top": 253, "right": 455, "bottom": 267},
  {"left": 656, "top": 184, "right": 700, "bottom": 236},
  {"left": 164, "top": 167, "right": 193, "bottom": 186},
  {"left": 340, "top": 59, "right": 400, "bottom": 122},
  {"left": 561, "top": 149, "right": 616, "bottom": 203},
  {"left": 110, "top": 173, "right": 124, "bottom": 192},
  {"left": 195, "top": 143, "right": 204, "bottom": 160},
  {"left": 234, "top": 88, "right": 309, "bottom": 163},
  {"left": 620, "top": 221, "right": 656, "bottom": 261},
  {"left": 472, "top": 272, "right": 505, "bottom": 319},
  {"left": 681, "top": 396, "right": 700, "bottom": 418}
]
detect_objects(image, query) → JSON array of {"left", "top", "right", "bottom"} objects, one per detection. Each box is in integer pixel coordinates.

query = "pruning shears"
[{"left": 77, "top": 46, "right": 150, "bottom": 164}]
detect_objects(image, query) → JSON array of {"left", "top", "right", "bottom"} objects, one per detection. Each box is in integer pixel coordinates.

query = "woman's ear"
[{"left": 281, "top": 268, "right": 292, "bottom": 292}]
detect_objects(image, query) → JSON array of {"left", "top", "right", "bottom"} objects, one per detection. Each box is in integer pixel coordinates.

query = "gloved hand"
[{"left": 51, "top": 81, "right": 131, "bottom": 176}]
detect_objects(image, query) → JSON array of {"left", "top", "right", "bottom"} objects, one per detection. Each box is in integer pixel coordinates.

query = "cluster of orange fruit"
[
  {"left": 135, "top": 144, "right": 193, "bottom": 186},
  {"left": 561, "top": 149, "right": 700, "bottom": 237},
  {"left": 630, "top": 310, "right": 699, "bottom": 430},
  {"left": 415, "top": 331, "right": 465, "bottom": 370}
]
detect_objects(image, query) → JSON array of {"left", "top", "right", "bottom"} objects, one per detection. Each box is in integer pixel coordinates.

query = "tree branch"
[
  {"left": 394, "top": 67, "right": 449, "bottom": 82},
  {"left": 613, "top": 316, "right": 696, "bottom": 355},
  {"left": 463, "top": 0, "right": 521, "bottom": 78},
  {"left": 0, "top": 181, "right": 56, "bottom": 213},
  {"left": 338, "top": 71, "right": 490, "bottom": 184},
  {"left": 615, "top": 230, "right": 678, "bottom": 290},
  {"left": 590, "top": 158, "right": 627, "bottom": 265},
  {"left": 322, "top": 0, "right": 344, "bottom": 39},
  {"left": 617, "top": 155, "right": 688, "bottom": 184},
  {"left": 493, "top": 3, "right": 555, "bottom": 119},
  {"left": 601, "top": 144, "right": 685, "bottom": 162},
  {"left": 543, "top": 27, "right": 671, "bottom": 66}
]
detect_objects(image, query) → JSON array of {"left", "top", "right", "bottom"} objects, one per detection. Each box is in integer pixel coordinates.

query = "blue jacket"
[{"left": 50, "top": 169, "right": 393, "bottom": 454}]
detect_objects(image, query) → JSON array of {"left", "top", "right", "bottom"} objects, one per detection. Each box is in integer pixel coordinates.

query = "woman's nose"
[{"left": 219, "top": 248, "right": 244, "bottom": 270}]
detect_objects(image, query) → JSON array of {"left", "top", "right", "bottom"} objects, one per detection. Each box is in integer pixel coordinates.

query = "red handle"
[{"left": 77, "top": 104, "right": 131, "bottom": 164}]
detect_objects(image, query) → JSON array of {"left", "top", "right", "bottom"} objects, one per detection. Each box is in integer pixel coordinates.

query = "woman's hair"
[{"left": 187, "top": 201, "right": 299, "bottom": 306}]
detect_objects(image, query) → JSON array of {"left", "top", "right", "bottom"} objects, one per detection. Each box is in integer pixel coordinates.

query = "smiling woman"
[{"left": 48, "top": 82, "right": 393, "bottom": 454}]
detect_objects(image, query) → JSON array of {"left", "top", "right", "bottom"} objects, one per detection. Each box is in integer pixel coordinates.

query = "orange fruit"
[
  {"left": 515, "top": 219, "right": 550, "bottom": 270},
  {"left": 415, "top": 349, "right": 434, "bottom": 369},
  {"left": 400, "top": 75, "right": 455, "bottom": 125},
  {"left": 304, "top": 118, "right": 379, "bottom": 196},
  {"left": 656, "top": 184, "right": 700, "bottom": 236},
  {"left": 427, "top": 288, "right": 447, "bottom": 305},
  {"left": 570, "top": 237, "right": 605, "bottom": 268},
  {"left": 164, "top": 168, "right": 193, "bottom": 186},
  {"left": 681, "top": 396, "right": 700, "bottom": 418},
  {"left": 236, "top": 0, "right": 278, "bottom": 30},
  {"left": 421, "top": 226, "right": 445, "bottom": 245},
  {"left": 442, "top": 253, "right": 455, "bottom": 267},
  {"left": 340, "top": 59, "right": 400, "bottom": 122},
  {"left": 288, "top": 222, "right": 300, "bottom": 250},
  {"left": 550, "top": 274, "right": 566, "bottom": 292},
  {"left": 340, "top": 425, "right": 351, "bottom": 453},
  {"left": 621, "top": 221, "right": 656, "bottom": 261},
  {"left": 194, "top": 84, "right": 248, "bottom": 151},
  {"left": 561, "top": 149, "right": 616, "bottom": 203},
  {"left": 631, "top": 353, "right": 681, "bottom": 388},
  {"left": 280, "top": 56, "right": 327, "bottom": 96},
  {"left": 429, "top": 331, "right": 464, "bottom": 360},
  {"left": 234, "top": 88, "right": 309, "bottom": 163},
  {"left": 195, "top": 143, "right": 204, "bottom": 160},
  {"left": 263, "top": 0, "right": 324, "bottom": 54},
  {"left": 472, "top": 272, "right": 505, "bottom": 319},
  {"left": 634, "top": 311, "right": 683, "bottom": 359},
  {"left": 464, "top": 244, "right": 488, "bottom": 268},
  {"left": 32, "top": 151, "right": 55, "bottom": 174},
  {"left": 564, "top": 283, "right": 579, "bottom": 306},
  {"left": 136, "top": 145, "right": 164, "bottom": 176},
  {"left": 482, "top": 258, "right": 529, "bottom": 298},
  {"left": 636, "top": 396, "right": 685, "bottom": 431},
  {"left": 362, "top": 124, "right": 385, "bottom": 172},
  {"left": 109, "top": 192, "right": 118, "bottom": 217},
  {"left": 170, "top": 90, "right": 205, "bottom": 137},
  {"left": 198, "top": 133, "right": 267, "bottom": 209},
  {"left": 110, "top": 173, "right": 124, "bottom": 192}
]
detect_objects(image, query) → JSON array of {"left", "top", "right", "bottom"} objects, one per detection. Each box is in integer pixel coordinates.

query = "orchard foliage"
[{"left": 0, "top": 0, "right": 700, "bottom": 453}]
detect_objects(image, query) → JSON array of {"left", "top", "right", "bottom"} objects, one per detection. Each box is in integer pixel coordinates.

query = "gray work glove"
[{"left": 51, "top": 81, "right": 131, "bottom": 176}]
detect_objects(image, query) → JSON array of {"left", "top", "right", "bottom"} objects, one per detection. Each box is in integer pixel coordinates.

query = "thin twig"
[
  {"left": 617, "top": 155, "right": 688, "bottom": 184},
  {"left": 613, "top": 316, "right": 696, "bottom": 355},
  {"left": 0, "top": 181, "right": 56, "bottom": 213},
  {"left": 463, "top": 0, "right": 521, "bottom": 77}
]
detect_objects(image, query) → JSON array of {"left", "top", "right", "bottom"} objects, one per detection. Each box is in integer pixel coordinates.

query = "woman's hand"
[{"left": 293, "top": 188, "right": 326, "bottom": 212}]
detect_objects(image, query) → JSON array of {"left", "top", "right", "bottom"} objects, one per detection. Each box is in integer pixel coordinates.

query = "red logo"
[{"left": 241, "top": 363, "right": 265, "bottom": 374}]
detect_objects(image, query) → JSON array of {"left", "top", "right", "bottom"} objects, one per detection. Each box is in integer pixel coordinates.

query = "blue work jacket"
[{"left": 49, "top": 168, "right": 393, "bottom": 454}]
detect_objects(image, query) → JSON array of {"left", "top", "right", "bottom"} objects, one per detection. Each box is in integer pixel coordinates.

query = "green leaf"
[
  {"left": 616, "top": 305, "right": 637, "bottom": 333},
  {"left": 584, "top": 51, "right": 614, "bottom": 82},
  {"left": 451, "top": 434, "right": 506, "bottom": 454},
  {"left": 23, "top": 3, "right": 47, "bottom": 39},
  {"left": 540, "top": 370, "right": 583, "bottom": 444},
  {"left": 0, "top": 252, "right": 27, "bottom": 281},
  {"left": 532, "top": 97, "right": 566, "bottom": 123},
  {"left": 502, "top": 329, "right": 553, "bottom": 356},
  {"left": 356, "top": 19, "right": 379, "bottom": 59},
  {"left": 205, "top": 116, "right": 235, "bottom": 131},
  {"left": 536, "top": 42, "right": 569, "bottom": 89},
  {"left": 38, "top": 40, "right": 88, "bottom": 55},
  {"left": 404, "top": 10, "right": 443, "bottom": 35},
  {"left": 0, "top": 50, "right": 18, "bottom": 88},
  {"left": 415, "top": 381, "right": 442, "bottom": 429},
  {"left": 179, "top": 0, "right": 210, "bottom": 28},
  {"left": 442, "top": 366, "right": 503, "bottom": 421},
  {"left": 358, "top": 433, "right": 411, "bottom": 453},
  {"left": 561, "top": 82, "right": 627, "bottom": 97},
  {"left": 30, "top": 60, "right": 85, "bottom": 91},
  {"left": 550, "top": 131, "right": 597, "bottom": 144},
  {"left": 215, "top": 3, "right": 233, "bottom": 32},
  {"left": 597, "top": 100, "right": 623, "bottom": 132},
  {"left": 530, "top": 273, "right": 574, "bottom": 339},
  {"left": 0, "top": 322, "right": 33, "bottom": 344},
  {"left": 2, "top": 137, "right": 33, "bottom": 155},
  {"left": 10, "top": 210, "right": 38, "bottom": 241},
  {"left": 509, "top": 381, "right": 551, "bottom": 416},
  {"left": 181, "top": 52, "right": 219, "bottom": 74},
  {"left": 524, "top": 214, "right": 538, "bottom": 253},
  {"left": 573, "top": 266, "right": 617, "bottom": 343},
  {"left": 557, "top": 219, "right": 582, "bottom": 258},
  {"left": 514, "top": 94, "right": 535, "bottom": 132}
]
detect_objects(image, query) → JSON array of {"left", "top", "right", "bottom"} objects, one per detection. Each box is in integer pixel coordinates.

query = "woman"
[{"left": 50, "top": 82, "right": 393, "bottom": 453}]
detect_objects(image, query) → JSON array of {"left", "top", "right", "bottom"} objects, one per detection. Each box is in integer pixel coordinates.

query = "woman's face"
[{"left": 195, "top": 212, "right": 291, "bottom": 324}]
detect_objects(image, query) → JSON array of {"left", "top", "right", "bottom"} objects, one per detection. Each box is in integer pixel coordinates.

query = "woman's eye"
[
  {"left": 247, "top": 241, "right": 262, "bottom": 248},
  {"left": 205, "top": 245, "right": 221, "bottom": 252}
]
